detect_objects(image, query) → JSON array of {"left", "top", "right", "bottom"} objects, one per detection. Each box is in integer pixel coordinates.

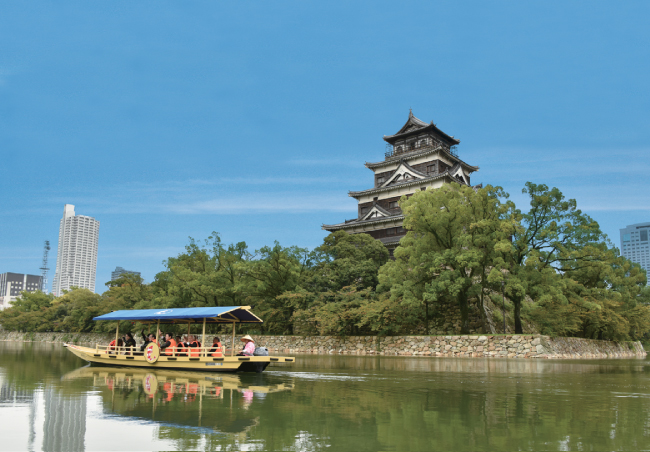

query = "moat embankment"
[{"left": 0, "top": 331, "right": 644, "bottom": 359}]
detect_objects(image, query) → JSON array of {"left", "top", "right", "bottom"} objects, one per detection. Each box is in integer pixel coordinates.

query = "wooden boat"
[{"left": 64, "top": 306, "right": 295, "bottom": 373}]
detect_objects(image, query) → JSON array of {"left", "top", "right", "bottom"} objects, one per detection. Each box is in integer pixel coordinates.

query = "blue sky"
[{"left": 1, "top": 1, "right": 649, "bottom": 290}]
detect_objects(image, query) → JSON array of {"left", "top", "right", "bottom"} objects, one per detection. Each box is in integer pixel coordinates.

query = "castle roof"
[
  {"left": 383, "top": 110, "right": 460, "bottom": 146},
  {"left": 322, "top": 212, "right": 405, "bottom": 232},
  {"left": 365, "top": 145, "right": 478, "bottom": 172},
  {"left": 348, "top": 164, "right": 467, "bottom": 199}
]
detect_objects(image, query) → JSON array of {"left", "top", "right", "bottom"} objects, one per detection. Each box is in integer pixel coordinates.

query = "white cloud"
[
  {"left": 288, "top": 158, "right": 360, "bottom": 167},
  {"left": 99, "top": 246, "right": 185, "bottom": 259},
  {"left": 162, "top": 194, "right": 355, "bottom": 215}
]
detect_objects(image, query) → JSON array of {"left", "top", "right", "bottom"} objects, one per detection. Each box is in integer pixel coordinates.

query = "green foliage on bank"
[{"left": 1, "top": 182, "right": 648, "bottom": 341}]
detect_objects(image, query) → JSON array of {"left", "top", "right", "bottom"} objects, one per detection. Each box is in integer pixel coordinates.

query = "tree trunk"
[
  {"left": 478, "top": 289, "right": 487, "bottom": 334},
  {"left": 459, "top": 294, "right": 470, "bottom": 334},
  {"left": 514, "top": 298, "right": 523, "bottom": 334},
  {"left": 425, "top": 300, "right": 429, "bottom": 335}
]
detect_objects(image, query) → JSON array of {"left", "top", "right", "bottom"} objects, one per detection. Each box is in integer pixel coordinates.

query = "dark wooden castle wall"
[
  {"left": 374, "top": 159, "right": 450, "bottom": 187},
  {"left": 365, "top": 227, "right": 407, "bottom": 240},
  {"left": 358, "top": 194, "right": 411, "bottom": 217}
]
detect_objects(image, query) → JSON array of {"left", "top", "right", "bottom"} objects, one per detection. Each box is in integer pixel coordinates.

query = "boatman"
[{"left": 238, "top": 335, "right": 255, "bottom": 356}]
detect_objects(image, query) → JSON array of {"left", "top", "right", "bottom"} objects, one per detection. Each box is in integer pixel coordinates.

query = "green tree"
[
  {"left": 243, "top": 242, "right": 312, "bottom": 334},
  {"left": 379, "top": 184, "right": 515, "bottom": 334},
  {"left": 151, "top": 232, "right": 251, "bottom": 309},
  {"left": 495, "top": 182, "right": 606, "bottom": 333},
  {"left": 284, "top": 232, "right": 388, "bottom": 335},
  {"left": 0, "top": 291, "right": 54, "bottom": 332},
  {"left": 309, "top": 231, "right": 389, "bottom": 292},
  {"left": 53, "top": 288, "right": 104, "bottom": 332}
]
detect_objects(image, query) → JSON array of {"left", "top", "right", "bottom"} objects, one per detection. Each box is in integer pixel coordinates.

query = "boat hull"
[{"left": 64, "top": 343, "right": 293, "bottom": 373}]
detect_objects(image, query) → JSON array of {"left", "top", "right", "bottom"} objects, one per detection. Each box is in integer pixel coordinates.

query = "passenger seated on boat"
[
  {"left": 209, "top": 337, "right": 223, "bottom": 357},
  {"left": 161, "top": 333, "right": 177, "bottom": 356},
  {"left": 108, "top": 338, "right": 123, "bottom": 354},
  {"left": 138, "top": 333, "right": 157, "bottom": 353},
  {"left": 188, "top": 335, "right": 202, "bottom": 357},
  {"left": 175, "top": 336, "right": 187, "bottom": 356},
  {"left": 237, "top": 335, "right": 255, "bottom": 356},
  {"left": 182, "top": 335, "right": 191, "bottom": 348},
  {"left": 123, "top": 332, "right": 136, "bottom": 355}
]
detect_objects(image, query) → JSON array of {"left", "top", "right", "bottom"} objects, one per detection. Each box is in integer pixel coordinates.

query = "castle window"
[
  {"left": 387, "top": 228, "right": 395, "bottom": 236},
  {"left": 426, "top": 164, "right": 436, "bottom": 174},
  {"left": 360, "top": 207, "right": 369, "bottom": 215},
  {"left": 376, "top": 176, "right": 385, "bottom": 185},
  {"left": 388, "top": 201, "right": 398, "bottom": 209}
]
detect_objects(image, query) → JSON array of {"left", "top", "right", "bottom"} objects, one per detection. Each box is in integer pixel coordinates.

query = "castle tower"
[{"left": 323, "top": 111, "right": 479, "bottom": 256}]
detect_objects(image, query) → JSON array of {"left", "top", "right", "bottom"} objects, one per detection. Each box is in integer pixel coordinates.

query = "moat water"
[{"left": 1, "top": 341, "right": 649, "bottom": 451}]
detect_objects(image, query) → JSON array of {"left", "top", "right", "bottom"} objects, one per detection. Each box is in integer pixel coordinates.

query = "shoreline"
[{"left": 0, "top": 331, "right": 645, "bottom": 360}]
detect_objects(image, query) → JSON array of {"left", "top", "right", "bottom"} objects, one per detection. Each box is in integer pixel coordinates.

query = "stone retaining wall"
[
  {"left": 0, "top": 331, "right": 644, "bottom": 359},
  {"left": 259, "top": 335, "right": 646, "bottom": 359}
]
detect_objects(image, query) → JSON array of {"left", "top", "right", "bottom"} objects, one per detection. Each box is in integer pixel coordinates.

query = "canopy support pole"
[
  {"left": 115, "top": 323, "right": 119, "bottom": 351},
  {"left": 201, "top": 318, "right": 206, "bottom": 357},
  {"left": 187, "top": 322, "right": 191, "bottom": 339},
  {"left": 231, "top": 321, "right": 236, "bottom": 357},
  {"left": 156, "top": 320, "right": 160, "bottom": 344}
]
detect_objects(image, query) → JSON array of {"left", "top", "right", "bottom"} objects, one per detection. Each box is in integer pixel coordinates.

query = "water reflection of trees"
[
  {"left": 0, "top": 342, "right": 82, "bottom": 391},
  {"left": 273, "top": 356, "right": 650, "bottom": 451},
  {"left": 293, "top": 354, "right": 650, "bottom": 375},
  {"left": 153, "top": 363, "right": 650, "bottom": 451},
  {"left": 3, "top": 343, "right": 650, "bottom": 451}
]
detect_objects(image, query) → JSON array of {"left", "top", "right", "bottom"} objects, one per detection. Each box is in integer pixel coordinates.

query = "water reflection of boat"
[
  {"left": 64, "top": 306, "right": 295, "bottom": 373},
  {"left": 62, "top": 366, "right": 294, "bottom": 394},
  {"left": 62, "top": 366, "right": 294, "bottom": 434}
]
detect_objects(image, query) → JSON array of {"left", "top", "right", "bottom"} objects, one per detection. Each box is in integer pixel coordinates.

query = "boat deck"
[{"left": 65, "top": 343, "right": 295, "bottom": 373}]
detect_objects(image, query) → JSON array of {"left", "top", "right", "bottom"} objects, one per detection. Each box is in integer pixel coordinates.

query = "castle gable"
[{"left": 380, "top": 160, "right": 427, "bottom": 188}]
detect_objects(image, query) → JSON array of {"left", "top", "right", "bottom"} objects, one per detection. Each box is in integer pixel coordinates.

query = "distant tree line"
[{"left": 2, "top": 182, "right": 649, "bottom": 341}]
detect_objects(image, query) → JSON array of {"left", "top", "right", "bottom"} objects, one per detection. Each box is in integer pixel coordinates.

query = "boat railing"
[{"left": 93, "top": 344, "right": 230, "bottom": 358}]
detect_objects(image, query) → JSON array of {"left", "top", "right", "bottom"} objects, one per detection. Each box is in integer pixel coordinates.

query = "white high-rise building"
[
  {"left": 52, "top": 204, "right": 100, "bottom": 295},
  {"left": 620, "top": 222, "right": 650, "bottom": 274}
]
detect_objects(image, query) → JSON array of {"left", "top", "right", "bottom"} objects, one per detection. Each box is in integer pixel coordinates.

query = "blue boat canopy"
[{"left": 92, "top": 306, "right": 263, "bottom": 324}]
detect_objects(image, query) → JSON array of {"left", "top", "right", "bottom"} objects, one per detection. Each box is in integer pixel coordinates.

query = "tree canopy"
[{"left": 1, "top": 182, "right": 648, "bottom": 342}]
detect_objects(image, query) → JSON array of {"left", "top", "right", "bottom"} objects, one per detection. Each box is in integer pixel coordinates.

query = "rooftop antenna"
[{"left": 40, "top": 240, "right": 50, "bottom": 293}]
